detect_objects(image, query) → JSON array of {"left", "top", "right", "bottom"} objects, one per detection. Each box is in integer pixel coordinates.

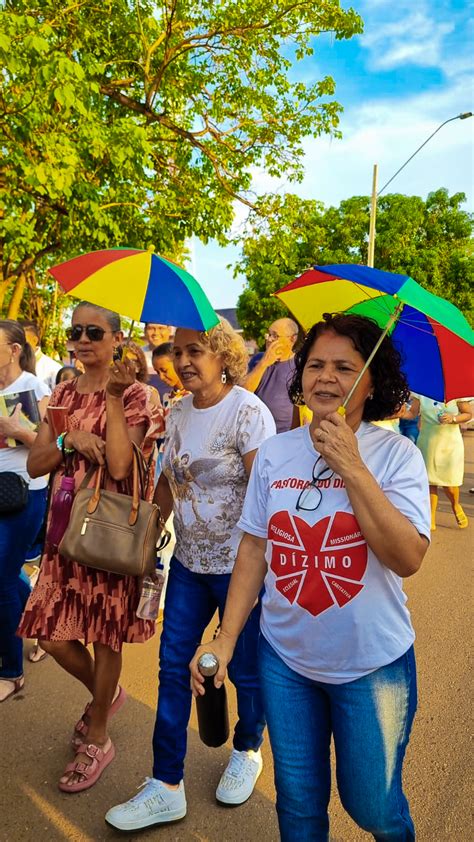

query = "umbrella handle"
[{"left": 339, "top": 302, "right": 404, "bottom": 414}]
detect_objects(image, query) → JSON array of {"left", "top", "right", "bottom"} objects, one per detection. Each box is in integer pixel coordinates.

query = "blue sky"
[{"left": 190, "top": 0, "right": 474, "bottom": 309}]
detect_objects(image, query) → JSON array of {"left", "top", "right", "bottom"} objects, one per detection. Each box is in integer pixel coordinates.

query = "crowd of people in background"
[{"left": 0, "top": 308, "right": 471, "bottom": 839}]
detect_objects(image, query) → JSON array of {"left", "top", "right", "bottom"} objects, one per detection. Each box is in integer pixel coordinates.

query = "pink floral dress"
[{"left": 18, "top": 379, "right": 159, "bottom": 652}]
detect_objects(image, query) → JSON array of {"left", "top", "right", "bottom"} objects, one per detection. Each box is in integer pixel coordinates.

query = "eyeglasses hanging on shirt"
[{"left": 296, "top": 455, "right": 335, "bottom": 512}]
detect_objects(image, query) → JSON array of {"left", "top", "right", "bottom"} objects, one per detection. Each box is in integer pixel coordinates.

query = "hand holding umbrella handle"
[{"left": 106, "top": 359, "right": 136, "bottom": 398}]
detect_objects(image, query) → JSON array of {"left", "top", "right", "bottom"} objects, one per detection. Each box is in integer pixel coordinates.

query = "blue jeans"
[
  {"left": 0, "top": 487, "right": 48, "bottom": 678},
  {"left": 399, "top": 418, "right": 419, "bottom": 444},
  {"left": 152, "top": 556, "right": 265, "bottom": 784},
  {"left": 259, "top": 635, "right": 417, "bottom": 842}
]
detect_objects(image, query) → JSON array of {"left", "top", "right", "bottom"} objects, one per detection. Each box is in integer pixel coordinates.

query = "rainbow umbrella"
[
  {"left": 49, "top": 248, "right": 219, "bottom": 331},
  {"left": 275, "top": 264, "right": 474, "bottom": 403}
]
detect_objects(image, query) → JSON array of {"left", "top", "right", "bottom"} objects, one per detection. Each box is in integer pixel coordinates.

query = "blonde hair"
[{"left": 201, "top": 318, "right": 248, "bottom": 384}]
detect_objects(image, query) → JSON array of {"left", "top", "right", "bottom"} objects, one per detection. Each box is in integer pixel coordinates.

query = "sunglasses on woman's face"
[{"left": 66, "top": 325, "right": 111, "bottom": 342}]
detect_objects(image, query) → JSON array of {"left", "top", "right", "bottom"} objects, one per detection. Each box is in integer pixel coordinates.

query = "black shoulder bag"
[{"left": 0, "top": 472, "right": 29, "bottom": 514}]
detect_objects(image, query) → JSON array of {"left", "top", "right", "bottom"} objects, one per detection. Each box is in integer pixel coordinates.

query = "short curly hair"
[
  {"left": 288, "top": 313, "right": 410, "bottom": 422},
  {"left": 200, "top": 318, "right": 248, "bottom": 385}
]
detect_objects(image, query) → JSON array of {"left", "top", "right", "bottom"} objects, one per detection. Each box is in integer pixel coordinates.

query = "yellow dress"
[
  {"left": 416, "top": 397, "right": 464, "bottom": 487},
  {"left": 372, "top": 419, "right": 400, "bottom": 433}
]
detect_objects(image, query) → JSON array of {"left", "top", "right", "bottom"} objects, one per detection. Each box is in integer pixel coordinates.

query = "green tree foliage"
[
  {"left": 0, "top": 0, "right": 363, "bottom": 332},
  {"left": 236, "top": 189, "right": 473, "bottom": 342}
]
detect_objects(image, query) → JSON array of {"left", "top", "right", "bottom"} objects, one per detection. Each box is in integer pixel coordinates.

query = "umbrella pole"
[
  {"left": 128, "top": 320, "right": 135, "bottom": 339},
  {"left": 339, "top": 302, "right": 404, "bottom": 414}
]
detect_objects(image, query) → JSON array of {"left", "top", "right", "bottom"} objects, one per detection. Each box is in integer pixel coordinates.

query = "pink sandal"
[
  {"left": 59, "top": 739, "right": 115, "bottom": 793},
  {"left": 0, "top": 676, "right": 25, "bottom": 703},
  {"left": 72, "top": 685, "right": 127, "bottom": 748}
]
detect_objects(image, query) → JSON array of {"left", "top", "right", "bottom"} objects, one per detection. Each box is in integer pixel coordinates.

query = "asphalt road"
[{"left": 2, "top": 433, "right": 473, "bottom": 842}]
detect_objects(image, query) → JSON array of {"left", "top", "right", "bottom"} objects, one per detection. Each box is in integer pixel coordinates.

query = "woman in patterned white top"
[{"left": 106, "top": 319, "right": 276, "bottom": 833}]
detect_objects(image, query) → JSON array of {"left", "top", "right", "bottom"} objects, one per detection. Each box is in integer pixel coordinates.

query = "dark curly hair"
[{"left": 288, "top": 313, "right": 410, "bottom": 422}]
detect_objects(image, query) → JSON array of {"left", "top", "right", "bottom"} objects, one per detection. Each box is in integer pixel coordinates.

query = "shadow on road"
[{"left": 1, "top": 629, "right": 279, "bottom": 842}]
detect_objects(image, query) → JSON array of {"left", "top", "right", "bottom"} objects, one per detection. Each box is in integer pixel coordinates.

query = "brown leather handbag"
[{"left": 59, "top": 444, "right": 170, "bottom": 577}]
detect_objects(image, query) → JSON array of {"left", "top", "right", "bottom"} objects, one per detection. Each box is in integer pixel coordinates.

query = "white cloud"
[
  {"left": 360, "top": 0, "right": 458, "bottom": 70},
  {"left": 361, "top": 10, "right": 454, "bottom": 70},
  {"left": 441, "top": 53, "right": 474, "bottom": 79},
  {"left": 297, "top": 75, "right": 473, "bottom": 208},
  {"left": 246, "top": 71, "right": 473, "bottom": 204}
]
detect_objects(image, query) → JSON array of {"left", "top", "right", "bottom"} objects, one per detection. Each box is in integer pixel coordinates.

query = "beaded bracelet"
[{"left": 56, "top": 431, "right": 75, "bottom": 454}]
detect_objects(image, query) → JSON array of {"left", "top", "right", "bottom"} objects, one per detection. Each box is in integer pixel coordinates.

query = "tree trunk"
[
  {"left": 7, "top": 273, "right": 27, "bottom": 319},
  {"left": 0, "top": 277, "right": 13, "bottom": 313}
]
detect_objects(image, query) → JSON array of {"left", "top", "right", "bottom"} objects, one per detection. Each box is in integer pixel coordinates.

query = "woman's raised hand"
[
  {"left": 65, "top": 430, "right": 106, "bottom": 465},
  {"left": 106, "top": 358, "right": 136, "bottom": 398},
  {"left": 312, "top": 410, "right": 363, "bottom": 478}
]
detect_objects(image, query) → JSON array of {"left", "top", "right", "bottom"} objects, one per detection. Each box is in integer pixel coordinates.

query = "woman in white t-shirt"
[
  {"left": 0, "top": 320, "right": 50, "bottom": 702},
  {"left": 191, "top": 313, "right": 431, "bottom": 842},
  {"left": 106, "top": 319, "right": 276, "bottom": 833}
]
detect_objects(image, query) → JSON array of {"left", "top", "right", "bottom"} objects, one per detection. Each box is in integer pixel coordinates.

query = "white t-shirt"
[
  {"left": 0, "top": 371, "right": 50, "bottom": 490},
  {"left": 239, "top": 422, "right": 430, "bottom": 684},
  {"left": 35, "top": 351, "right": 62, "bottom": 392},
  {"left": 162, "top": 385, "right": 276, "bottom": 573}
]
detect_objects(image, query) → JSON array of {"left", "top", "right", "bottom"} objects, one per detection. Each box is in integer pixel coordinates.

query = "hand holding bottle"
[
  {"left": 193, "top": 652, "right": 230, "bottom": 748},
  {"left": 438, "top": 411, "right": 455, "bottom": 425},
  {"left": 189, "top": 633, "right": 236, "bottom": 696}
]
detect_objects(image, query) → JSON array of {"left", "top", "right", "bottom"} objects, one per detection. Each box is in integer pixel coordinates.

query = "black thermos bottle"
[{"left": 196, "top": 652, "right": 230, "bottom": 748}]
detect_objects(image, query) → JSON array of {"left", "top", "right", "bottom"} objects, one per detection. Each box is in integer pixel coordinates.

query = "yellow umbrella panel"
[{"left": 275, "top": 269, "right": 387, "bottom": 331}]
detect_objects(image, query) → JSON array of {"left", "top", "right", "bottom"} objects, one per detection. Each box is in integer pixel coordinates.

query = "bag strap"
[
  {"left": 129, "top": 445, "right": 141, "bottom": 525},
  {"left": 132, "top": 441, "right": 148, "bottom": 499},
  {"left": 79, "top": 463, "right": 100, "bottom": 491},
  {"left": 79, "top": 444, "right": 147, "bottom": 492},
  {"left": 84, "top": 445, "right": 143, "bottom": 526}
]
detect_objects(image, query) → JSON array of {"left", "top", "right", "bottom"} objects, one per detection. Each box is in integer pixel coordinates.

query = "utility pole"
[
  {"left": 367, "top": 164, "right": 378, "bottom": 268},
  {"left": 366, "top": 112, "right": 472, "bottom": 267}
]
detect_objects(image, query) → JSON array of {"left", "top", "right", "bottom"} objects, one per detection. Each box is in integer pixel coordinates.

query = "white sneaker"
[
  {"left": 216, "top": 748, "right": 263, "bottom": 805},
  {"left": 105, "top": 778, "right": 186, "bottom": 830}
]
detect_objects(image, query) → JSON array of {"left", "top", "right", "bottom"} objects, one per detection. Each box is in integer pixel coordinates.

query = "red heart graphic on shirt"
[{"left": 269, "top": 511, "right": 367, "bottom": 617}]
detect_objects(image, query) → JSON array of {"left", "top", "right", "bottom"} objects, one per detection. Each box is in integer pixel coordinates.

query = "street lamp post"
[{"left": 367, "top": 111, "right": 473, "bottom": 267}]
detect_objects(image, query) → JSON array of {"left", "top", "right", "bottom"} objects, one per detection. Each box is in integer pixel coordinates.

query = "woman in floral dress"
[{"left": 18, "top": 302, "right": 158, "bottom": 793}]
